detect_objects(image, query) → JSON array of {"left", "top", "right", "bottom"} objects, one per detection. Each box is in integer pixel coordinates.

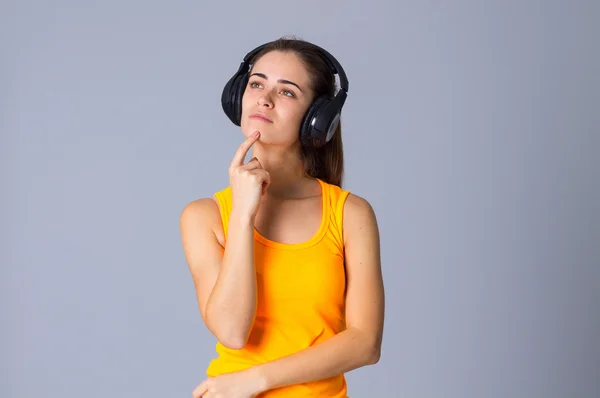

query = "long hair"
[{"left": 249, "top": 36, "right": 345, "bottom": 188}]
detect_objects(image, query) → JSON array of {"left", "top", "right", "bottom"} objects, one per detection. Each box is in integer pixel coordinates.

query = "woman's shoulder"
[
  {"left": 180, "top": 181, "right": 233, "bottom": 239},
  {"left": 180, "top": 183, "right": 231, "bottom": 216},
  {"left": 343, "top": 190, "right": 376, "bottom": 215},
  {"left": 180, "top": 197, "right": 220, "bottom": 227},
  {"left": 179, "top": 194, "right": 226, "bottom": 243},
  {"left": 319, "top": 180, "right": 377, "bottom": 232},
  {"left": 321, "top": 180, "right": 374, "bottom": 215},
  {"left": 344, "top": 191, "right": 374, "bottom": 210},
  {"left": 337, "top": 190, "right": 378, "bottom": 248}
]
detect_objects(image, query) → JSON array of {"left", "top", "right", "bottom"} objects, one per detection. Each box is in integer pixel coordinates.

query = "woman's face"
[{"left": 240, "top": 50, "right": 315, "bottom": 147}]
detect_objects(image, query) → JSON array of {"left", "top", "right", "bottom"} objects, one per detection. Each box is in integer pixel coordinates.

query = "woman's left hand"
[{"left": 192, "top": 368, "right": 266, "bottom": 398}]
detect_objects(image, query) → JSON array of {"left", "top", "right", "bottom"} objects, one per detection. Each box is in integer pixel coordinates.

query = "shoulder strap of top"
[
  {"left": 213, "top": 186, "right": 232, "bottom": 239},
  {"left": 321, "top": 179, "right": 351, "bottom": 253}
]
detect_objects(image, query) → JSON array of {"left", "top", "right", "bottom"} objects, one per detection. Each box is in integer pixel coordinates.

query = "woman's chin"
[
  {"left": 241, "top": 127, "right": 294, "bottom": 147},
  {"left": 242, "top": 128, "right": 271, "bottom": 142}
]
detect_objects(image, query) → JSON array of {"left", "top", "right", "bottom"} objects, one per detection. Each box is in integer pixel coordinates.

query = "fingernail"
[{"left": 253, "top": 131, "right": 260, "bottom": 137}]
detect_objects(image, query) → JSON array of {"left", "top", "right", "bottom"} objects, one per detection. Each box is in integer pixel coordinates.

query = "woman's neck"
[{"left": 251, "top": 144, "right": 313, "bottom": 199}]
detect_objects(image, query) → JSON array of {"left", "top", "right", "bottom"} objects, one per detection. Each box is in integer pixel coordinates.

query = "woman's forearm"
[
  {"left": 205, "top": 210, "right": 257, "bottom": 349},
  {"left": 251, "top": 327, "right": 380, "bottom": 392}
]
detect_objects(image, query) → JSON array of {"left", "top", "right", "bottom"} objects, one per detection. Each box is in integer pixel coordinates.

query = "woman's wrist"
[
  {"left": 247, "top": 365, "right": 269, "bottom": 395},
  {"left": 230, "top": 208, "right": 256, "bottom": 227}
]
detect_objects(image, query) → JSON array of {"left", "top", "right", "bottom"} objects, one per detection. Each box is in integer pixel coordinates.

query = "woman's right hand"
[{"left": 229, "top": 130, "right": 271, "bottom": 220}]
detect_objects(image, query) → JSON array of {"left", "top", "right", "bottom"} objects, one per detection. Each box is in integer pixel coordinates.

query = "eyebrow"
[{"left": 249, "top": 72, "right": 304, "bottom": 93}]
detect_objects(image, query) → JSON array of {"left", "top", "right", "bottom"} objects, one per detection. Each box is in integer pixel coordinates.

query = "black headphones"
[{"left": 221, "top": 41, "right": 349, "bottom": 149}]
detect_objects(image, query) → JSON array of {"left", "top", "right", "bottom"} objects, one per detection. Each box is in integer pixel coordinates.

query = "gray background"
[{"left": 2, "top": 0, "right": 599, "bottom": 397}]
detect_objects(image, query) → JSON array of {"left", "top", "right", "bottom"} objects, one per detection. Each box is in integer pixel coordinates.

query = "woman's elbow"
[
  {"left": 364, "top": 335, "right": 382, "bottom": 365},
  {"left": 205, "top": 311, "right": 251, "bottom": 349},
  {"left": 219, "top": 335, "right": 248, "bottom": 350},
  {"left": 209, "top": 325, "right": 249, "bottom": 350},
  {"left": 366, "top": 346, "right": 381, "bottom": 365},
  {"left": 209, "top": 320, "right": 249, "bottom": 349}
]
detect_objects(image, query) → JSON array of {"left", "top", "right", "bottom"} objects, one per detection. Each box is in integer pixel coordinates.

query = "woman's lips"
[{"left": 250, "top": 114, "right": 273, "bottom": 123}]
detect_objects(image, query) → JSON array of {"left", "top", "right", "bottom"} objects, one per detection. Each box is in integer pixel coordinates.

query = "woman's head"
[
  {"left": 239, "top": 37, "right": 345, "bottom": 187},
  {"left": 240, "top": 50, "right": 314, "bottom": 147}
]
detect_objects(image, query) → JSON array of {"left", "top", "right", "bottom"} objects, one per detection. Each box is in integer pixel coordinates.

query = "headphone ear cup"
[
  {"left": 221, "top": 74, "right": 238, "bottom": 124},
  {"left": 221, "top": 73, "right": 248, "bottom": 126},
  {"left": 232, "top": 74, "right": 249, "bottom": 125},
  {"left": 300, "top": 97, "right": 328, "bottom": 148}
]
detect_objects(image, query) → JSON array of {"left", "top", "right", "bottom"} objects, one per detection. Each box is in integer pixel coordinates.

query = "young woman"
[{"left": 180, "top": 37, "right": 385, "bottom": 398}]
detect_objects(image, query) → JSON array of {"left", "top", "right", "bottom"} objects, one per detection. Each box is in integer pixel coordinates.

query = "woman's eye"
[{"left": 248, "top": 81, "right": 294, "bottom": 98}]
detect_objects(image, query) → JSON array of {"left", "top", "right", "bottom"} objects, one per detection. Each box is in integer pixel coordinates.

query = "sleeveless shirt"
[{"left": 206, "top": 178, "right": 350, "bottom": 397}]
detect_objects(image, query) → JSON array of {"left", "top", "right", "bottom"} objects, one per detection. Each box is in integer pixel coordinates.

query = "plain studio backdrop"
[{"left": 1, "top": 1, "right": 599, "bottom": 397}]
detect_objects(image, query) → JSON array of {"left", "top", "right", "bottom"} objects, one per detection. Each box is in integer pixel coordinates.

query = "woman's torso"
[{"left": 207, "top": 177, "right": 350, "bottom": 398}]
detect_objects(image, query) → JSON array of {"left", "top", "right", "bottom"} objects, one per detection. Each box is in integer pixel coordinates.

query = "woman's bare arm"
[{"left": 180, "top": 198, "right": 257, "bottom": 349}]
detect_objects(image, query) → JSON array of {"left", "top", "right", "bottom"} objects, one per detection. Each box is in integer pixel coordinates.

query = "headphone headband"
[{"left": 240, "top": 41, "right": 349, "bottom": 94}]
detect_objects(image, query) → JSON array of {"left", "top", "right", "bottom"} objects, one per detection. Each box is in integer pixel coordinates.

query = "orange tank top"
[{"left": 207, "top": 178, "right": 350, "bottom": 397}]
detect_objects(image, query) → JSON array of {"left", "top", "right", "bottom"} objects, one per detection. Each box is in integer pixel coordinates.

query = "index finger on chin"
[{"left": 230, "top": 131, "right": 260, "bottom": 168}]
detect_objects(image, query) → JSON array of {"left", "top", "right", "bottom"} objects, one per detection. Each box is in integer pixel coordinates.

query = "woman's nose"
[{"left": 257, "top": 95, "right": 273, "bottom": 108}]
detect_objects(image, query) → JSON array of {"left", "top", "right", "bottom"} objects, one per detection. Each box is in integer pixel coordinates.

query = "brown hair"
[{"left": 249, "top": 36, "right": 345, "bottom": 188}]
